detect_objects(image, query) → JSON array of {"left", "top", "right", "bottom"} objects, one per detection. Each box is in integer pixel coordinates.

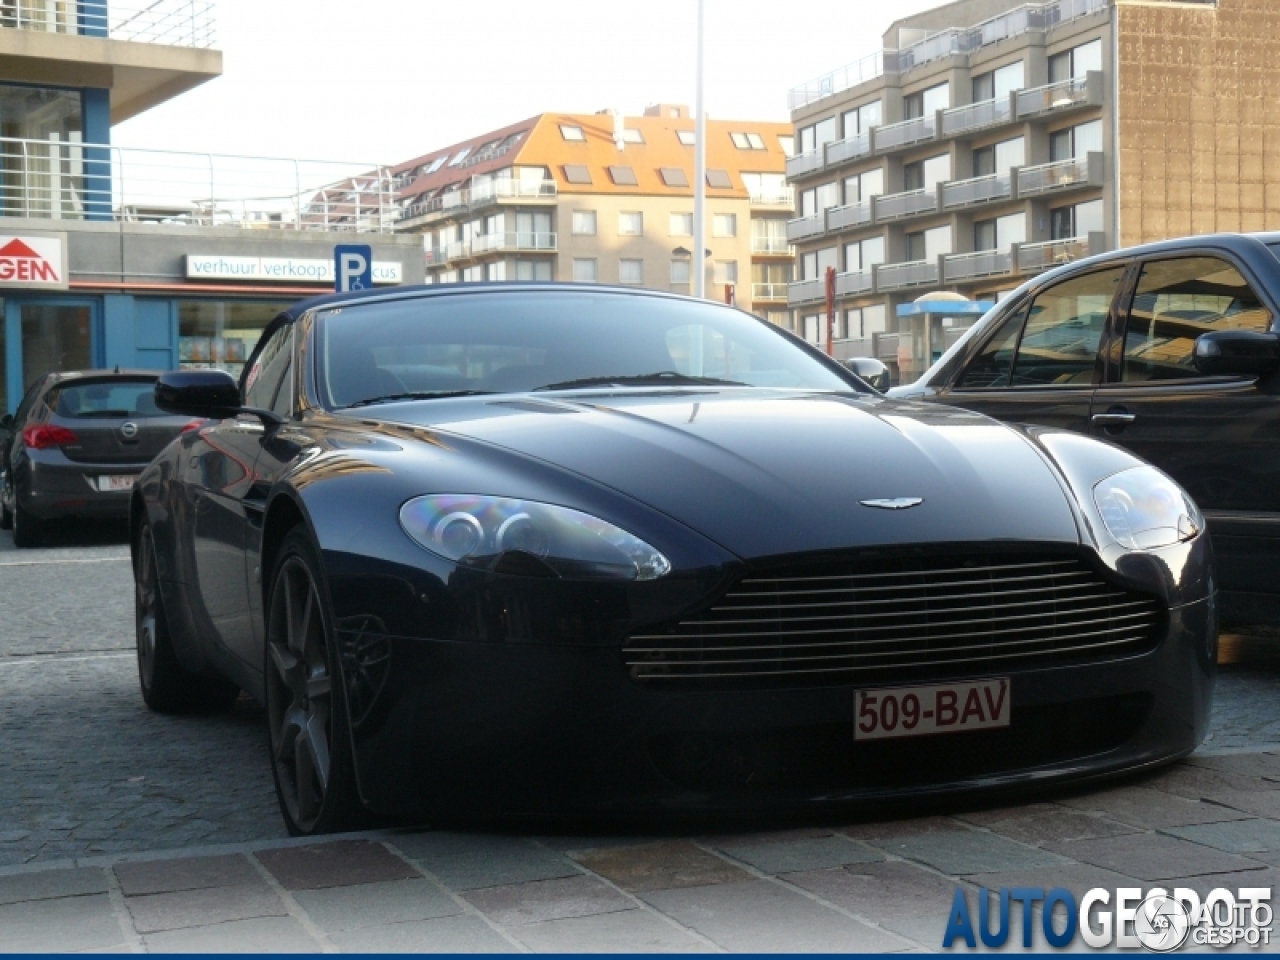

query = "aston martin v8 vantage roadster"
[{"left": 131, "top": 284, "right": 1216, "bottom": 835}]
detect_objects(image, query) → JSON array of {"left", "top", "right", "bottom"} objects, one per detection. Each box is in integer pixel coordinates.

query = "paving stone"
[
  {"left": 714, "top": 834, "right": 884, "bottom": 874},
  {"left": 640, "top": 877, "right": 912, "bottom": 952},
  {"left": 113, "top": 853, "right": 259, "bottom": 896},
  {"left": 1164, "top": 865, "right": 1280, "bottom": 899},
  {"left": 841, "top": 816, "right": 969, "bottom": 843},
  {"left": 0, "top": 866, "right": 106, "bottom": 905},
  {"left": 393, "top": 834, "right": 580, "bottom": 892},
  {"left": 1191, "top": 753, "right": 1280, "bottom": 781},
  {"left": 1163, "top": 819, "right": 1280, "bottom": 854},
  {"left": 1205, "top": 790, "right": 1280, "bottom": 820},
  {"left": 573, "top": 840, "right": 749, "bottom": 893},
  {"left": 1047, "top": 833, "right": 1267, "bottom": 881},
  {"left": 962, "top": 807, "right": 1140, "bottom": 847},
  {"left": 963, "top": 861, "right": 1136, "bottom": 896},
  {"left": 781, "top": 859, "right": 959, "bottom": 924},
  {"left": 291, "top": 877, "right": 461, "bottom": 932},
  {"left": 873, "top": 827, "right": 1071, "bottom": 875},
  {"left": 1142, "top": 763, "right": 1276, "bottom": 801},
  {"left": 255, "top": 839, "right": 419, "bottom": 891},
  {"left": 0, "top": 893, "right": 125, "bottom": 952},
  {"left": 463, "top": 873, "right": 633, "bottom": 926},
  {"left": 124, "top": 878, "right": 287, "bottom": 933},
  {"left": 142, "top": 915, "right": 321, "bottom": 953},
  {"left": 532, "top": 835, "right": 658, "bottom": 855},
  {"left": 1059, "top": 786, "right": 1252, "bottom": 829},
  {"left": 325, "top": 913, "right": 518, "bottom": 953},
  {"left": 510, "top": 908, "right": 717, "bottom": 953}
]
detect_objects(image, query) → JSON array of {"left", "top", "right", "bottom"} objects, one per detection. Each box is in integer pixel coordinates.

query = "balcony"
[
  {"left": 874, "top": 188, "right": 938, "bottom": 222},
  {"left": 827, "top": 201, "right": 873, "bottom": 232},
  {"left": 444, "top": 241, "right": 472, "bottom": 262},
  {"left": 876, "top": 259, "right": 939, "bottom": 291},
  {"left": 1016, "top": 153, "right": 1101, "bottom": 196},
  {"left": 942, "top": 173, "right": 1013, "bottom": 209},
  {"left": 1017, "top": 236, "right": 1092, "bottom": 272},
  {"left": 469, "top": 231, "right": 557, "bottom": 255},
  {"left": 749, "top": 189, "right": 794, "bottom": 208},
  {"left": 468, "top": 178, "right": 557, "bottom": 208},
  {"left": 944, "top": 248, "right": 1014, "bottom": 282},
  {"left": 874, "top": 116, "right": 935, "bottom": 153},
  {"left": 751, "top": 236, "right": 794, "bottom": 255},
  {"left": 752, "top": 282, "right": 790, "bottom": 302},
  {"left": 941, "top": 96, "right": 1014, "bottom": 137},
  {"left": 786, "top": 214, "right": 826, "bottom": 242},
  {"left": 826, "top": 132, "right": 872, "bottom": 169},
  {"left": 788, "top": 278, "right": 826, "bottom": 305},
  {"left": 836, "top": 269, "right": 874, "bottom": 297},
  {"left": 1015, "top": 74, "right": 1099, "bottom": 119},
  {"left": 785, "top": 150, "right": 825, "bottom": 180},
  {"left": 788, "top": 50, "right": 884, "bottom": 111},
  {"left": 4, "top": 0, "right": 216, "bottom": 47}
]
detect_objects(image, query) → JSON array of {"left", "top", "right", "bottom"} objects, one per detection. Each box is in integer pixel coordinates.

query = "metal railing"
[
  {"left": 941, "top": 96, "right": 1013, "bottom": 137},
  {"left": 875, "top": 188, "right": 937, "bottom": 221},
  {"left": 470, "top": 231, "right": 557, "bottom": 255},
  {"left": 942, "top": 173, "right": 1012, "bottom": 208},
  {"left": 877, "top": 259, "right": 939, "bottom": 291},
  {"left": 788, "top": 50, "right": 884, "bottom": 110},
  {"left": 874, "top": 115, "right": 935, "bottom": 152},
  {"left": 786, "top": 213, "right": 826, "bottom": 242},
  {"left": 1015, "top": 75, "right": 1092, "bottom": 117},
  {"left": 826, "top": 132, "right": 872, "bottom": 167},
  {"left": 944, "top": 248, "right": 1013, "bottom": 281},
  {"left": 400, "top": 176, "right": 557, "bottom": 222},
  {"left": 752, "top": 282, "right": 790, "bottom": 301},
  {"left": 787, "top": 278, "right": 826, "bottom": 305},
  {"left": 1017, "top": 236, "right": 1090, "bottom": 271},
  {"left": 0, "top": 134, "right": 396, "bottom": 231},
  {"left": 785, "top": 150, "right": 825, "bottom": 179},
  {"left": 1, "top": 0, "right": 217, "bottom": 47},
  {"left": 836, "top": 269, "right": 873, "bottom": 296},
  {"left": 751, "top": 236, "right": 793, "bottom": 254},
  {"left": 827, "top": 201, "right": 872, "bottom": 232},
  {"left": 1017, "top": 155, "right": 1091, "bottom": 195},
  {"left": 749, "top": 189, "right": 794, "bottom": 207}
]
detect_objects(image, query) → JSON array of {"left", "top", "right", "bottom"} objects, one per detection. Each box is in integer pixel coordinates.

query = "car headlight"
[
  {"left": 1093, "top": 467, "right": 1203, "bottom": 551},
  {"left": 399, "top": 494, "right": 672, "bottom": 581}
]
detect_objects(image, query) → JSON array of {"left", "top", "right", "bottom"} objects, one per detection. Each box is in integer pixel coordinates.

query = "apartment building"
[
  {"left": 391, "top": 106, "right": 796, "bottom": 327},
  {"left": 786, "top": 0, "right": 1275, "bottom": 381}
]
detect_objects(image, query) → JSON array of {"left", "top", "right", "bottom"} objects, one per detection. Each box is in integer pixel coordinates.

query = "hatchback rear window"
[{"left": 46, "top": 379, "right": 161, "bottom": 418}]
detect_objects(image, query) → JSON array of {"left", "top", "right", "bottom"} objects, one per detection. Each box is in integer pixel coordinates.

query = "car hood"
[{"left": 369, "top": 389, "right": 1083, "bottom": 559}]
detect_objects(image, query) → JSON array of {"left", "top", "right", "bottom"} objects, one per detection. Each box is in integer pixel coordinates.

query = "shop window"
[{"left": 178, "top": 300, "right": 282, "bottom": 379}]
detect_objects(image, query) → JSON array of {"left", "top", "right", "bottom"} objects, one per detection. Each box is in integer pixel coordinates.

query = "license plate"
[
  {"left": 855, "top": 678, "right": 1010, "bottom": 741},
  {"left": 97, "top": 475, "right": 136, "bottom": 492}
]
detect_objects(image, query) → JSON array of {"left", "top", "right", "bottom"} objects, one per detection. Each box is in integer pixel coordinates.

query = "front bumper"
[{"left": 337, "top": 593, "right": 1215, "bottom": 821}]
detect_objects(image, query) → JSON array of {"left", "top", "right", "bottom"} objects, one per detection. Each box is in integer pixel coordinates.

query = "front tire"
[
  {"left": 135, "top": 521, "right": 240, "bottom": 713},
  {"left": 265, "top": 527, "right": 361, "bottom": 836},
  {"left": 11, "top": 494, "right": 42, "bottom": 548}
]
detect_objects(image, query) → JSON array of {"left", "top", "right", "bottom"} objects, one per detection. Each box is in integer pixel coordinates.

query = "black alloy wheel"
[
  {"left": 265, "top": 528, "right": 360, "bottom": 836},
  {"left": 135, "top": 521, "right": 239, "bottom": 713}
]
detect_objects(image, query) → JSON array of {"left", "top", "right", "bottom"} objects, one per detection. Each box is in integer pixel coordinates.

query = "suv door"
[
  {"left": 935, "top": 265, "right": 1127, "bottom": 431},
  {"left": 1089, "top": 253, "right": 1280, "bottom": 618}
]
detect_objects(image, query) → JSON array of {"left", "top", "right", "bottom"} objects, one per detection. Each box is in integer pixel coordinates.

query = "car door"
[
  {"left": 1088, "top": 253, "right": 1280, "bottom": 608},
  {"left": 189, "top": 322, "right": 294, "bottom": 667},
  {"left": 933, "top": 264, "right": 1128, "bottom": 432}
]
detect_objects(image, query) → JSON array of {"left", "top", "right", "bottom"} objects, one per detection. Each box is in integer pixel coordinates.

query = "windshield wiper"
[
  {"left": 534, "top": 371, "right": 747, "bottom": 391},
  {"left": 345, "top": 390, "right": 493, "bottom": 409}
]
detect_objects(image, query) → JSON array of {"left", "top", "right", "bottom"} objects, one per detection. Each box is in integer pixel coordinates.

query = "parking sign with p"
[{"left": 334, "top": 244, "right": 373, "bottom": 292}]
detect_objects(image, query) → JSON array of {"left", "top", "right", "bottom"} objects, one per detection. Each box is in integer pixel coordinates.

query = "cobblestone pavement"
[{"left": 1, "top": 530, "right": 1280, "bottom": 950}]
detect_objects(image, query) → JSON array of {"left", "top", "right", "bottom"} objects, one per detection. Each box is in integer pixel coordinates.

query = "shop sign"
[
  {"left": 0, "top": 234, "right": 68, "bottom": 290},
  {"left": 185, "top": 255, "right": 401, "bottom": 285}
]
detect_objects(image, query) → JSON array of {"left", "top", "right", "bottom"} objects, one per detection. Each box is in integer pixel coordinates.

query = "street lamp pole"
[{"left": 693, "top": 0, "right": 706, "bottom": 299}]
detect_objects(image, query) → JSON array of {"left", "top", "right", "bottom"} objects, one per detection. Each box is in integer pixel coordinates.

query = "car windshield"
[
  {"left": 313, "top": 290, "right": 857, "bottom": 409},
  {"left": 45, "top": 378, "right": 162, "bottom": 418}
]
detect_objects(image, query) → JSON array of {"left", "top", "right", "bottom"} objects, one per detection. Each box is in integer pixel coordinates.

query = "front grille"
[{"left": 624, "top": 552, "right": 1161, "bottom": 688}]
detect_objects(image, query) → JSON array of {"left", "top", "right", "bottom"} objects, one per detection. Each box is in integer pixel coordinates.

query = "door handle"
[{"left": 1092, "top": 411, "right": 1136, "bottom": 427}]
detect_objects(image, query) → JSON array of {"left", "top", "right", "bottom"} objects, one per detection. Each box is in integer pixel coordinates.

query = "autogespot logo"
[{"left": 942, "top": 885, "right": 1273, "bottom": 951}]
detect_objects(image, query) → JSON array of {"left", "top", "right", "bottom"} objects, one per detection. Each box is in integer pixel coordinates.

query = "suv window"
[
  {"left": 957, "top": 304, "right": 1027, "bottom": 388},
  {"left": 1010, "top": 267, "right": 1123, "bottom": 386},
  {"left": 244, "top": 324, "right": 293, "bottom": 412},
  {"left": 1123, "top": 257, "right": 1273, "bottom": 382}
]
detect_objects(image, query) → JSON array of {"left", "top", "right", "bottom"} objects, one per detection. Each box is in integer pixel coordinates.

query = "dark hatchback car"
[
  {"left": 1, "top": 370, "right": 199, "bottom": 547},
  {"left": 892, "top": 233, "right": 1280, "bottom": 626}
]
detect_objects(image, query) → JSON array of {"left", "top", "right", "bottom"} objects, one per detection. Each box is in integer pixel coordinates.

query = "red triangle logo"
[{"left": 0, "top": 239, "right": 41, "bottom": 259}]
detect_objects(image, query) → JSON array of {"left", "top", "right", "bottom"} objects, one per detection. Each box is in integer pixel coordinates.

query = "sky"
[{"left": 112, "top": 0, "right": 941, "bottom": 166}]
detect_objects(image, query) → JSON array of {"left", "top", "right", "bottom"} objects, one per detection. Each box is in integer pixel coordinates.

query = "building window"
[
  {"left": 844, "top": 236, "right": 885, "bottom": 272},
  {"left": 559, "top": 124, "right": 586, "bottom": 141},
  {"left": 845, "top": 303, "right": 888, "bottom": 340},
  {"left": 778, "top": 135, "right": 794, "bottom": 156},
  {"left": 903, "top": 154, "right": 951, "bottom": 192},
  {"left": 571, "top": 210, "right": 597, "bottom": 235},
  {"left": 972, "top": 61, "right": 1024, "bottom": 102},
  {"left": 843, "top": 168, "right": 884, "bottom": 205},
  {"left": 801, "top": 182, "right": 840, "bottom": 216},
  {"left": 743, "top": 171, "right": 788, "bottom": 203},
  {"left": 448, "top": 147, "right": 472, "bottom": 167},
  {"left": 669, "top": 212, "right": 693, "bottom": 236},
  {"left": 561, "top": 164, "right": 592, "bottom": 185},
  {"left": 798, "top": 117, "right": 837, "bottom": 155},
  {"left": 801, "top": 247, "right": 838, "bottom": 281},
  {"left": 423, "top": 155, "right": 447, "bottom": 175},
  {"left": 660, "top": 167, "right": 689, "bottom": 187},
  {"left": 905, "top": 225, "right": 952, "bottom": 261},
  {"left": 974, "top": 212, "right": 1026, "bottom": 251},
  {"left": 608, "top": 165, "right": 638, "bottom": 186},
  {"left": 485, "top": 262, "right": 506, "bottom": 281},
  {"left": 712, "top": 213, "right": 737, "bottom": 237},
  {"left": 731, "top": 131, "right": 767, "bottom": 150},
  {"left": 706, "top": 168, "right": 732, "bottom": 189},
  {"left": 973, "top": 137, "right": 1025, "bottom": 177},
  {"left": 462, "top": 265, "right": 483, "bottom": 282},
  {"left": 1050, "top": 119, "right": 1102, "bottom": 162},
  {"left": 1049, "top": 38, "right": 1102, "bottom": 83},
  {"left": 671, "top": 259, "right": 691, "bottom": 284},
  {"left": 619, "top": 211, "right": 643, "bottom": 235},
  {"left": 677, "top": 129, "right": 696, "bottom": 145},
  {"left": 621, "top": 128, "right": 644, "bottom": 144},
  {"left": 904, "top": 82, "right": 949, "bottom": 120},
  {"left": 713, "top": 261, "right": 738, "bottom": 285},
  {"left": 619, "top": 259, "right": 644, "bottom": 284},
  {"left": 841, "top": 100, "right": 882, "bottom": 138},
  {"left": 1050, "top": 199, "right": 1104, "bottom": 240},
  {"left": 573, "top": 258, "right": 597, "bottom": 283},
  {"left": 515, "top": 261, "right": 552, "bottom": 281}
]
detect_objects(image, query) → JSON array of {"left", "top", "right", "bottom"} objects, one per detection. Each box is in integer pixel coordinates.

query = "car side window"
[
  {"left": 244, "top": 325, "right": 294, "bottom": 411},
  {"left": 1007, "top": 267, "right": 1124, "bottom": 387},
  {"left": 1122, "top": 257, "right": 1273, "bottom": 382},
  {"left": 956, "top": 305, "right": 1028, "bottom": 388}
]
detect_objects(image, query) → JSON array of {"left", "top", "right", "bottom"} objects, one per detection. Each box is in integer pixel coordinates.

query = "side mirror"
[
  {"left": 843, "top": 357, "right": 891, "bottom": 393},
  {"left": 1193, "top": 329, "right": 1280, "bottom": 378},
  {"left": 154, "top": 370, "right": 241, "bottom": 419}
]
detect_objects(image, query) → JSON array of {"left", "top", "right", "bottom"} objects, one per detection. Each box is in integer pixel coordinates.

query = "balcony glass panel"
[
  {"left": 1016, "top": 157, "right": 1090, "bottom": 195},
  {"left": 877, "top": 259, "right": 939, "bottom": 290},
  {"left": 785, "top": 150, "right": 825, "bottom": 179},
  {"left": 786, "top": 214, "right": 826, "bottom": 242},
  {"left": 875, "top": 189, "right": 936, "bottom": 221},
  {"left": 940, "top": 97, "right": 1013, "bottom": 136},
  {"left": 835, "top": 270, "right": 874, "bottom": 296},
  {"left": 941, "top": 173, "right": 1012, "bottom": 208},
  {"left": 827, "top": 201, "right": 873, "bottom": 231},
  {"left": 1015, "top": 76, "right": 1090, "bottom": 117},
  {"left": 944, "top": 249, "right": 1013, "bottom": 281},
  {"left": 826, "top": 133, "right": 872, "bottom": 167},
  {"left": 788, "top": 278, "right": 826, "bottom": 304},
  {"left": 1017, "top": 237, "right": 1091, "bottom": 272},
  {"left": 874, "top": 115, "right": 936, "bottom": 152}
]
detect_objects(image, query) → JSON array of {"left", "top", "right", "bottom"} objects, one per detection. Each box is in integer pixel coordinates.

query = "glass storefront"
[
  {"left": 178, "top": 300, "right": 280, "bottom": 380},
  {"left": 20, "top": 303, "right": 91, "bottom": 389}
]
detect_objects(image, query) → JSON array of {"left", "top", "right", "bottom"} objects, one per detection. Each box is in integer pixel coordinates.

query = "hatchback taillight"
[{"left": 22, "top": 424, "right": 78, "bottom": 449}]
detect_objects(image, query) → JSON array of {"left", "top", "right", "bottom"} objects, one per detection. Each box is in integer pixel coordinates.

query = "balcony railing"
[
  {"left": 876, "top": 259, "right": 939, "bottom": 291},
  {"left": 836, "top": 269, "right": 874, "bottom": 296},
  {"left": 788, "top": 50, "right": 884, "bottom": 110},
  {"left": 941, "top": 96, "right": 1014, "bottom": 137},
  {"left": 469, "top": 231, "right": 557, "bottom": 254},
  {"left": 785, "top": 150, "right": 825, "bottom": 179},
  {"left": 875, "top": 188, "right": 938, "bottom": 221},
  {"left": 400, "top": 176, "right": 557, "bottom": 223},
  {"left": 0, "top": 134, "right": 396, "bottom": 231},
  {"left": 788, "top": 278, "right": 826, "bottom": 305},
  {"left": 875, "top": 115, "right": 935, "bottom": 153},
  {"left": 752, "top": 282, "right": 790, "bottom": 301},
  {"left": 1017, "top": 236, "right": 1091, "bottom": 271},
  {"left": 444, "top": 240, "right": 471, "bottom": 262},
  {"left": 749, "top": 189, "right": 794, "bottom": 207},
  {"left": 944, "top": 248, "right": 1013, "bottom": 282},
  {"left": 827, "top": 201, "right": 873, "bottom": 232},
  {"left": 786, "top": 213, "right": 826, "bottom": 242},
  {"left": 826, "top": 133, "right": 872, "bottom": 168},
  {"left": 751, "top": 236, "right": 793, "bottom": 254},
  {"left": 1017, "top": 154, "right": 1096, "bottom": 195},
  {"left": 1015, "top": 75, "right": 1094, "bottom": 118},
  {"left": 942, "top": 173, "right": 1012, "bottom": 208},
  {"left": 3, "top": 1, "right": 217, "bottom": 48}
]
